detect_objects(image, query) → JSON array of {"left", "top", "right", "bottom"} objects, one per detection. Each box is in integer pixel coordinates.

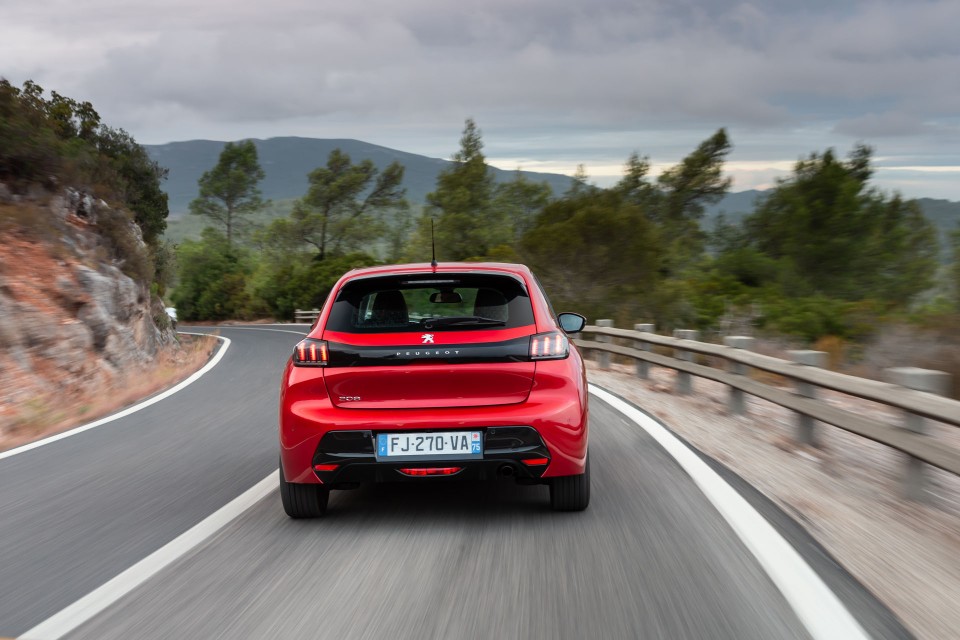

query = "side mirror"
[{"left": 557, "top": 312, "right": 586, "bottom": 334}]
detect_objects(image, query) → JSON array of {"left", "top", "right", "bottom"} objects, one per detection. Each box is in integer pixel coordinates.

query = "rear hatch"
[{"left": 321, "top": 272, "right": 536, "bottom": 409}]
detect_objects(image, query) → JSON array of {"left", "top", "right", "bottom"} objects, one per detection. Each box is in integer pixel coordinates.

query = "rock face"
[{"left": 0, "top": 183, "right": 177, "bottom": 432}]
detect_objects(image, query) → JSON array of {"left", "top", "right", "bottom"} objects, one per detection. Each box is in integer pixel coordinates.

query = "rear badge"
[
  {"left": 421, "top": 333, "right": 435, "bottom": 344},
  {"left": 338, "top": 396, "right": 361, "bottom": 402}
]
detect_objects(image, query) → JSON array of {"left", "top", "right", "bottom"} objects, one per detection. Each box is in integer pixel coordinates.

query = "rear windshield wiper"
[{"left": 422, "top": 316, "right": 506, "bottom": 328}]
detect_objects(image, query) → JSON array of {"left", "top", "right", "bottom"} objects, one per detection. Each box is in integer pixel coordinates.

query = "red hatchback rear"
[{"left": 278, "top": 262, "right": 589, "bottom": 517}]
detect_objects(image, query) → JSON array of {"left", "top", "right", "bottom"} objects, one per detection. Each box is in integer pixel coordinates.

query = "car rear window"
[{"left": 325, "top": 273, "right": 534, "bottom": 333}]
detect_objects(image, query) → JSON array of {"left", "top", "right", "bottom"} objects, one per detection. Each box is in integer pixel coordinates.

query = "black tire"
[
  {"left": 279, "top": 463, "right": 329, "bottom": 518},
  {"left": 550, "top": 452, "right": 590, "bottom": 511}
]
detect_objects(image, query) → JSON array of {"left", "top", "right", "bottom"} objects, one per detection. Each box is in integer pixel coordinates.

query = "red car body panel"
[
  {"left": 323, "top": 362, "right": 537, "bottom": 409},
  {"left": 279, "top": 262, "right": 589, "bottom": 485}
]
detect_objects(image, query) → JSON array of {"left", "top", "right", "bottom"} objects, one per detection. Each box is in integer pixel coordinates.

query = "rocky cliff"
[{"left": 0, "top": 184, "right": 177, "bottom": 436}]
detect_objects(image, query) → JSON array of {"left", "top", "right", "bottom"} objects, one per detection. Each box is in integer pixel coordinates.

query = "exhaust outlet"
[{"left": 498, "top": 464, "right": 516, "bottom": 478}]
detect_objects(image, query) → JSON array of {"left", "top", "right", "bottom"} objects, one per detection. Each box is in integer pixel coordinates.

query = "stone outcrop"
[{"left": 0, "top": 183, "right": 177, "bottom": 432}]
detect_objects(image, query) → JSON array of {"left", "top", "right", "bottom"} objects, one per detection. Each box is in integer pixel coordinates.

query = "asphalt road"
[{"left": 0, "top": 326, "right": 907, "bottom": 639}]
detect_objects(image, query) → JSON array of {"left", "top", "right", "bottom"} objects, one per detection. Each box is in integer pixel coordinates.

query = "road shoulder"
[{"left": 589, "top": 362, "right": 957, "bottom": 640}]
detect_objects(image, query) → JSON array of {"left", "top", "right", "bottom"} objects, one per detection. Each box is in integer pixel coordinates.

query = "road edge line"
[
  {"left": 0, "top": 333, "right": 231, "bottom": 462},
  {"left": 18, "top": 472, "right": 278, "bottom": 640},
  {"left": 589, "top": 384, "right": 870, "bottom": 640},
  {"left": 207, "top": 326, "right": 308, "bottom": 335}
]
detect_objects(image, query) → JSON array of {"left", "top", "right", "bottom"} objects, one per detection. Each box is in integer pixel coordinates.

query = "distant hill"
[
  {"left": 704, "top": 190, "right": 764, "bottom": 222},
  {"left": 913, "top": 198, "right": 960, "bottom": 244},
  {"left": 145, "top": 137, "right": 575, "bottom": 219}
]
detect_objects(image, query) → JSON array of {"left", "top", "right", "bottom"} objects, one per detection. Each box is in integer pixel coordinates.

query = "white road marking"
[
  {"left": 18, "top": 472, "right": 278, "bottom": 640},
  {"left": 589, "top": 385, "right": 870, "bottom": 640},
  {"left": 207, "top": 326, "right": 309, "bottom": 336},
  {"left": 0, "top": 334, "right": 231, "bottom": 462}
]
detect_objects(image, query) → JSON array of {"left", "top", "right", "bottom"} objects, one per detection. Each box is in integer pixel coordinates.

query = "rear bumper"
[
  {"left": 279, "top": 358, "right": 588, "bottom": 484},
  {"left": 309, "top": 427, "right": 552, "bottom": 486}
]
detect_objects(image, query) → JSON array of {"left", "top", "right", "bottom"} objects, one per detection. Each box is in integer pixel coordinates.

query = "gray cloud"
[
  {"left": 2, "top": 0, "right": 959, "bottom": 199},
  {"left": 833, "top": 112, "right": 948, "bottom": 138}
]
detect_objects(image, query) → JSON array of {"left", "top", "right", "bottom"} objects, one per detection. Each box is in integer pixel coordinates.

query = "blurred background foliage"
[{"left": 171, "top": 117, "right": 956, "bottom": 345}]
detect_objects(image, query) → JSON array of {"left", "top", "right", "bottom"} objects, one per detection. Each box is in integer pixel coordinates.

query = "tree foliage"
[
  {"left": 265, "top": 149, "right": 407, "bottom": 260},
  {"left": 250, "top": 251, "right": 378, "bottom": 320},
  {"left": 653, "top": 129, "right": 732, "bottom": 272},
  {"left": 655, "top": 129, "right": 732, "bottom": 226},
  {"left": 742, "top": 145, "right": 937, "bottom": 304},
  {"left": 951, "top": 227, "right": 960, "bottom": 309},
  {"left": 189, "top": 140, "right": 266, "bottom": 247},
  {"left": 615, "top": 152, "right": 656, "bottom": 207},
  {"left": 493, "top": 171, "right": 553, "bottom": 240},
  {"left": 96, "top": 127, "right": 170, "bottom": 244},
  {"left": 0, "top": 78, "right": 169, "bottom": 247},
  {"left": 423, "top": 118, "right": 508, "bottom": 260},
  {"left": 171, "top": 229, "right": 252, "bottom": 321},
  {"left": 520, "top": 189, "right": 662, "bottom": 321}
]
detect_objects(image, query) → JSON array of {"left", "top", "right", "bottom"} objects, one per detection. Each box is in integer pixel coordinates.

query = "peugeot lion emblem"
[{"left": 421, "top": 333, "right": 435, "bottom": 344}]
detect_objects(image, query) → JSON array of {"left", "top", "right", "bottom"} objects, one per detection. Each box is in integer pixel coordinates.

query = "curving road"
[{"left": 0, "top": 326, "right": 910, "bottom": 639}]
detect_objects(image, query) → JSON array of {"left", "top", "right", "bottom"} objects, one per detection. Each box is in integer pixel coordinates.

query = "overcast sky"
[{"left": 3, "top": 0, "right": 959, "bottom": 199}]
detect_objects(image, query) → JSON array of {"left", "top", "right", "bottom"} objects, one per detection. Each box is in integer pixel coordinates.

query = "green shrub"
[
  {"left": 95, "top": 205, "right": 153, "bottom": 285},
  {"left": 171, "top": 228, "right": 253, "bottom": 321},
  {"left": 251, "top": 251, "right": 378, "bottom": 321}
]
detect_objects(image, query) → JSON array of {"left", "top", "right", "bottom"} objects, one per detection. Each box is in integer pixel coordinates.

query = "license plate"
[{"left": 376, "top": 431, "right": 482, "bottom": 461}]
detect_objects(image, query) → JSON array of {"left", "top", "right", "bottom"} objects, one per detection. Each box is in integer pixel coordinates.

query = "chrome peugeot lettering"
[{"left": 395, "top": 350, "right": 461, "bottom": 357}]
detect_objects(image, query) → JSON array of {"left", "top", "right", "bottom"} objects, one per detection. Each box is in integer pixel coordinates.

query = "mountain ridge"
[{"left": 145, "top": 136, "right": 574, "bottom": 218}]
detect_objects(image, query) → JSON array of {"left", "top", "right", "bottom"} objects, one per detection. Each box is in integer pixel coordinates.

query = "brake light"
[
  {"left": 528, "top": 332, "right": 569, "bottom": 360},
  {"left": 293, "top": 339, "right": 329, "bottom": 366}
]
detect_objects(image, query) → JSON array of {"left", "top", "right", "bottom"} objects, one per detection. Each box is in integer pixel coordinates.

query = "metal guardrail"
[
  {"left": 575, "top": 323, "right": 960, "bottom": 499},
  {"left": 294, "top": 309, "right": 320, "bottom": 324}
]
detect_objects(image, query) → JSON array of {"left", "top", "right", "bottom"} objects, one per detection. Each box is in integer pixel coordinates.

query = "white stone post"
[
  {"left": 723, "top": 336, "right": 755, "bottom": 415},
  {"left": 634, "top": 323, "right": 655, "bottom": 379},
  {"left": 673, "top": 329, "right": 699, "bottom": 394},
  {"left": 887, "top": 367, "right": 952, "bottom": 500},
  {"left": 787, "top": 350, "right": 828, "bottom": 446},
  {"left": 596, "top": 319, "right": 614, "bottom": 370}
]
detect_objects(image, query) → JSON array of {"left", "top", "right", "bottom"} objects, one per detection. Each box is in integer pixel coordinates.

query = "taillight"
[
  {"left": 528, "top": 332, "right": 569, "bottom": 360},
  {"left": 293, "top": 338, "right": 328, "bottom": 367}
]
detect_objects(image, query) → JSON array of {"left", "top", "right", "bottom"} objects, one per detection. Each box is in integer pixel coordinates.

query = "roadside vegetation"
[
  {"left": 170, "top": 118, "right": 959, "bottom": 356},
  {"left": 0, "top": 78, "right": 173, "bottom": 294}
]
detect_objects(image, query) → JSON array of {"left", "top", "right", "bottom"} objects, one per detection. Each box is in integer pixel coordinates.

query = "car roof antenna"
[{"left": 430, "top": 219, "right": 438, "bottom": 268}]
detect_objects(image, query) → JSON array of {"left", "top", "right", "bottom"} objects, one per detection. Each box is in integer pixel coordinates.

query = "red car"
[{"left": 278, "top": 262, "right": 589, "bottom": 517}]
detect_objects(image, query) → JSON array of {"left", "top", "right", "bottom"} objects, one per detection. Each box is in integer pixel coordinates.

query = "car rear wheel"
[
  {"left": 279, "top": 463, "right": 329, "bottom": 518},
  {"left": 550, "top": 452, "right": 590, "bottom": 511}
]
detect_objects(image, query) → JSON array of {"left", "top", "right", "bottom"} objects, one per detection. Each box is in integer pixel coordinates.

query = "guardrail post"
[
  {"left": 596, "top": 319, "right": 614, "bottom": 370},
  {"left": 672, "top": 330, "right": 699, "bottom": 394},
  {"left": 723, "top": 336, "right": 755, "bottom": 415},
  {"left": 787, "top": 350, "right": 828, "bottom": 446},
  {"left": 887, "top": 367, "right": 952, "bottom": 500},
  {"left": 633, "top": 323, "right": 655, "bottom": 379}
]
